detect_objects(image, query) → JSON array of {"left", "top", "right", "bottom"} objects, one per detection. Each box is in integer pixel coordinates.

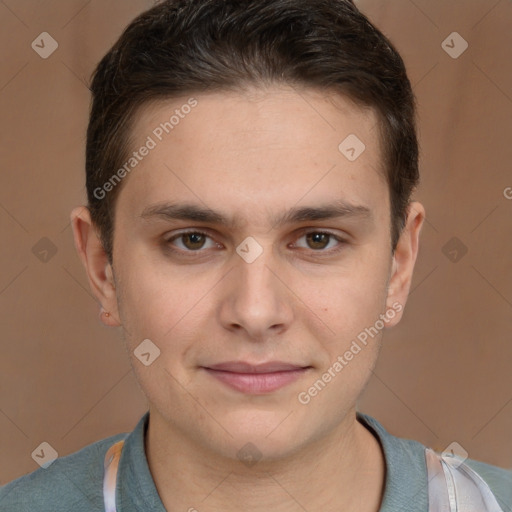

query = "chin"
[{"left": 210, "top": 412, "right": 311, "bottom": 459}]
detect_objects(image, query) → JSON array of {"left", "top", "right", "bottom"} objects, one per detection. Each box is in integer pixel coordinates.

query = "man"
[{"left": 1, "top": 1, "right": 510, "bottom": 510}]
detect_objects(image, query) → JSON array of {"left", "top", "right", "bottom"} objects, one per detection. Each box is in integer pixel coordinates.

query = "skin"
[{"left": 71, "top": 85, "right": 425, "bottom": 511}]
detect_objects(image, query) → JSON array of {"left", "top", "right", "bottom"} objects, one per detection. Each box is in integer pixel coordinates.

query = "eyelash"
[{"left": 163, "top": 229, "right": 348, "bottom": 257}]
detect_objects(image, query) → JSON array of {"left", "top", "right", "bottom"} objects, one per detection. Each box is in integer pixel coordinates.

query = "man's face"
[{"left": 109, "top": 86, "right": 401, "bottom": 458}]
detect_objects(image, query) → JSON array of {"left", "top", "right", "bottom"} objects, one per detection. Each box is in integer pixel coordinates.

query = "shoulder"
[
  {"left": 464, "top": 457, "right": 512, "bottom": 510},
  {"left": 357, "top": 412, "right": 511, "bottom": 510},
  {"left": 0, "top": 432, "right": 128, "bottom": 512}
]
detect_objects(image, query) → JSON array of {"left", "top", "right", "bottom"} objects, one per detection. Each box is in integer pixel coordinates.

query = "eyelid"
[
  {"left": 164, "top": 227, "right": 348, "bottom": 256},
  {"left": 295, "top": 228, "right": 347, "bottom": 247},
  {"left": 290, "top": 229, "right": 348, "bottom": 252},
  {"left": 165, "top": 229, "right": 221, "bottom": 249}
]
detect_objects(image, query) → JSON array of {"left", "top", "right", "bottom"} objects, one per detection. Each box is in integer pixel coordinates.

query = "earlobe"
[
  {"left": 99, "top": 307, "right": 119, "bottom": 327},
  {"left": 70, "top": 206, "right": 121, "bottom": 326}
]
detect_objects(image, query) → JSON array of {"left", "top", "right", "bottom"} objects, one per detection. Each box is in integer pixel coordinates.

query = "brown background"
[{"left": 1, "top": 0, "right": 511, "bottom": 484}]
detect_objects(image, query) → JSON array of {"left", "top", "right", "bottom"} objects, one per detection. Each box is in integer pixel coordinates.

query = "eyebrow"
[{"left": 140, "top": 199, "right": 373, "bottom": 229}]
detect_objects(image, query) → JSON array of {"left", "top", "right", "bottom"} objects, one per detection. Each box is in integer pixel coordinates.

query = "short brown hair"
[{"left": 86, "top": 0, "right": 419, "bottom": 263}]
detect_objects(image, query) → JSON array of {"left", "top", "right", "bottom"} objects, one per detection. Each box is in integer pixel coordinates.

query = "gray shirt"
[{"left": 1, "top": 411, "right": 510, "bottom": 511}]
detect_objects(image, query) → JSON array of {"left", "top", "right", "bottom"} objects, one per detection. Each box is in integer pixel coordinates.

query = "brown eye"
[
  {"left": 293, "top": 230, "right": 347, "bottom": 254},
  {"left": 181, "top": 233, "right": 207, "bottom": 250},
  {"left": 305, "top": 232, "right": 331, "bottom": 250},
  {"left": 166, "top": 231, "right": 216, "bottom": 252}
]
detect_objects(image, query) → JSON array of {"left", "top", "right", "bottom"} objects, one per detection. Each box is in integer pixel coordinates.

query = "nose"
[{"left": 218, "top": 245, "right": 294, "bottom": 341}]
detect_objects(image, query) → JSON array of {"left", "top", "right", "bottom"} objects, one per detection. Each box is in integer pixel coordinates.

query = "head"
[{"left": 72, "top": 0, "right": 424, "bottom": 462}]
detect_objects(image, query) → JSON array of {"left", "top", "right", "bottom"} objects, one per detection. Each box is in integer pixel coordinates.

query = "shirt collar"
[
  {"left": 119, "top": 411, "right": 166, "bottom": 511},
  {"left": 118, "top": 411, "right": 428, "bottom": 511},
  {"left": 356, "top": 411, "right": 429, "bottom": 511}
]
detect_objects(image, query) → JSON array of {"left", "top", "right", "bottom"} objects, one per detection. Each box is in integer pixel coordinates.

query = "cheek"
[
  {"left": 302, "top": 257, "right": 390, "bottom": 336},
  {"left": 298, "top": 274, "right": 388, "bottom": 410},
  {"left": 116, "top": 274, "right": 170, "bottom": 338},
  {"left": 303, "top": 259, "right": 390, "bottom": 394},
  {"left": 116, "top": 268, "right": 199, "bottom": 401},
  {"left": 115, "top": 253, "right": 215, "bottom": 360}
]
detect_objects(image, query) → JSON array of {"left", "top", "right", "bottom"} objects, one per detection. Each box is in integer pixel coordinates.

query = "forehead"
[{"left": 116, "top": 86, "right": 388, "bottom": 226}]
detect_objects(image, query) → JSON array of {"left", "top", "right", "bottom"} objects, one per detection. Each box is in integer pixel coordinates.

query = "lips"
[
  {"left": 204, "top": 361, "right": 310, "bottom": 373},
  {"left": 202, "top": 361, "right": 312, "bottom": 394}
]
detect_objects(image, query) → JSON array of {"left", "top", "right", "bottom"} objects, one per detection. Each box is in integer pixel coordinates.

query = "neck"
[{"left": 144, "top": 408, "right": 386, "bottom": 512}]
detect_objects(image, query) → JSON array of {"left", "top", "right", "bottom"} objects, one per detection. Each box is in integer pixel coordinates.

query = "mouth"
[{"left": 201, "top": 361, "right": 312, "bottom": 394}]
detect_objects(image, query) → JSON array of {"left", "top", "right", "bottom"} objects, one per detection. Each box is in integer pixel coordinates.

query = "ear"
[
  {"left": 70, "top": 206, "right": 121, "bottom": 327},
  {"left": 384, "top": 201, "right": 425, "bottom": 327}
]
